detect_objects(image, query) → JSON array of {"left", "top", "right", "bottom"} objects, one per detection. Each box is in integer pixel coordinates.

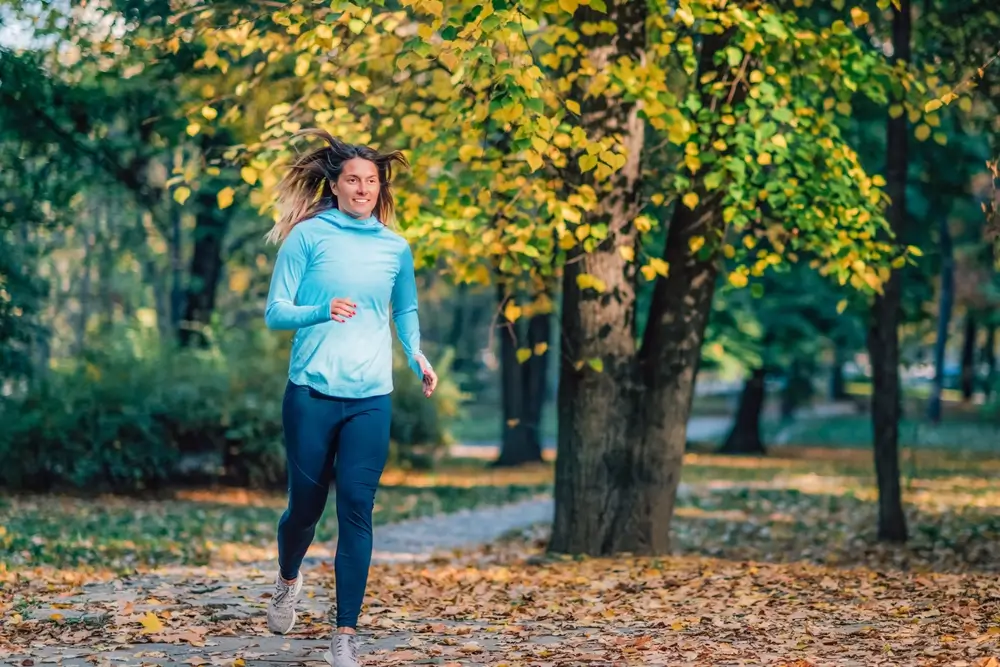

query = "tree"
[
  {"left": 866, "top": 0, "right": 911, "bottom": 544},
  {"left": 160, "top": 0, "right": 914, "bottom": 555}
]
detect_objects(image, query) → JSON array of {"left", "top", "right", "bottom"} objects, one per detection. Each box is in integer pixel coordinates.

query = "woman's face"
[{"left": 332, "top": 157, "right": 380, "bottom": 219}]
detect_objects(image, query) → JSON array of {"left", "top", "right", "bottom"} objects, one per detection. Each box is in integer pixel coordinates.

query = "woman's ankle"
[{"left": 337, "top": 627, "right": 356, "bottom": 635}]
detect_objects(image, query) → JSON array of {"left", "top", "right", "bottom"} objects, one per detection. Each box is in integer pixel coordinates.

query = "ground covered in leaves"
[{"left": 3, "top": 447, "right": 1000, "bottom": 665}]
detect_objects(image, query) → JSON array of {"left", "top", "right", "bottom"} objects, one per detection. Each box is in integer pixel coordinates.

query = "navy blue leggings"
[{"left": 276, "top": 381, "right": 390, "bottom": 629}]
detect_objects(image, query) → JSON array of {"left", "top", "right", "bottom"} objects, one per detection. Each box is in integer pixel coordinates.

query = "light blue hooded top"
[{"left": 264, "top": 208, "right": 426, "bottom": 398}]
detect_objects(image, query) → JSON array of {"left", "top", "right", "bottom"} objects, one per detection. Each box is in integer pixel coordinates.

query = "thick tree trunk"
[
  {"left": 178, "top": 192, "right": 229, "bottom": 347},
  {"left": 927, "top": 211, "right": 954, "bottom": 423},
  {"left": 867, "top": 0, "right": 910, "bottom": 544},
  {"left": 550, "top": 8, "right": 736, "bottom": 556},
  {"left": 719, "top": 367, "right": 767, "bottom": 455},
  {"left": 960, "top": 312, "right": 977, "bottom": 402},
  {"left": 549, "top": 0, "right": 646, "bottom": 556}
]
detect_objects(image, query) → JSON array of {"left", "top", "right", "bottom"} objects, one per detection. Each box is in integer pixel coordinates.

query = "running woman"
[{"left": 262, "top": 130, "right": 437, "bottom": 667}]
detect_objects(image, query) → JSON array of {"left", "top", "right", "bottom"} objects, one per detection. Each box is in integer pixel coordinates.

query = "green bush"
[{"left": 0, "top": 326, "right": 460, "bottom": 493}]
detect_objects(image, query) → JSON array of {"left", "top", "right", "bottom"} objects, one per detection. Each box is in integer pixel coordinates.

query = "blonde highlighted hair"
[{"left": 265, "top": 129, "right": 408, "bottom": 244}]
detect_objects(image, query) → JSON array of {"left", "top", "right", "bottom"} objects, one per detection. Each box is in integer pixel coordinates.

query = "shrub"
[{"left": 0, "top": 327, "right": 460, "bottom": 493}]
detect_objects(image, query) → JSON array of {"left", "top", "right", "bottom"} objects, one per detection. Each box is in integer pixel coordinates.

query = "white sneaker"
[
  {"left": 324, "top": 633, "right": 361, "bottom": 667},
  {"left": 266, "top": 573, "right": 303, "bottom": 634}
]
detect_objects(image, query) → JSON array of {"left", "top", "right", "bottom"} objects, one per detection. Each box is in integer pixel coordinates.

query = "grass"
[
  {"left": 764, "top": 415, "right": 1000, "bottom": 452},
  {"left": 0, "top": 464, "right": 552, "bottom": 572}
]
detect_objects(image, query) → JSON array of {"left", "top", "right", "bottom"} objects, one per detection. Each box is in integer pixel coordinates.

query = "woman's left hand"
[{"left": 418, "top": 357, "right": 437, "bottom": 398}]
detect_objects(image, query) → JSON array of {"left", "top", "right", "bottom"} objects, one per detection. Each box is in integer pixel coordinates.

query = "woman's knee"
[{"left": 336, "top": 482, "right": 377, "bottom": 521}]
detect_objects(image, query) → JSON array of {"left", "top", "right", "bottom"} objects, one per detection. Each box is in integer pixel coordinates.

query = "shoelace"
[
  {"left": 335, "top": 636, "right": 358, "bottom": 662},
  {"left": 272, "top": 581, "right": 294, "bottom": 606}
]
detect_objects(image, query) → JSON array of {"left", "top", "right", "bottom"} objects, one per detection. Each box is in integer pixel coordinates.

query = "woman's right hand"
[{"left": 329, "top": 297, "right": 356, "bottom": 323}]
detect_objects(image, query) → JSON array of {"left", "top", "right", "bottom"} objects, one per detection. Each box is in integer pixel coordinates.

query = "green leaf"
[{"left": 586, "top": 357, "right": 604, "bottom": 373}]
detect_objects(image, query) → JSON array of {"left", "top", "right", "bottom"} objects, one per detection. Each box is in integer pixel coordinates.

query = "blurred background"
[{"left": 0, "top": 0, "right": 998, "bottom": 571}]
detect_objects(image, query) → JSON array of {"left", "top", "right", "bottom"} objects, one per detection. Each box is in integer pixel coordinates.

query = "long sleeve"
[
  {"left": 391, "top": 243, "right": 426, "bottom": 380},
  {"left": 264, "top": 225, "right": 330, "bottom": 330}
]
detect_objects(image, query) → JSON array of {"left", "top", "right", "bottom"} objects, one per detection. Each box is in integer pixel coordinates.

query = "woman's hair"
[{"left": 265, "top": 129, "right": 409, "bottom": 244}]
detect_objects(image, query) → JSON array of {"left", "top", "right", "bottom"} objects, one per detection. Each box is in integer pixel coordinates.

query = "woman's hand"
[
  {"left": 329, "top": 298, "right": 356, "bottom": 323},
  {"left": 418, "top": 356, "right": 438, "bottom": 398}
]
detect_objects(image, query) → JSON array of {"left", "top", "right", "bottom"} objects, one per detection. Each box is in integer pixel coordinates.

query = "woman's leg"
[
  {"left": 332, "top": 394, "right": 391, "bottom": 631},
  {"left": 268, "top": 382, "right": 339, "bottom": 634}
]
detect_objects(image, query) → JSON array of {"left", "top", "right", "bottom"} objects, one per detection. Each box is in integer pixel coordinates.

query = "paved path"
[{"left": 3, "top": 497, "right": 568, "bottom": 666}]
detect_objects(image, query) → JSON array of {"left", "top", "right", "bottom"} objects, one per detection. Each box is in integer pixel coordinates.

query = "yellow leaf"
[
  {"left": 914, "top": 124, "right": 931, "bottom": 141},
  {"left": 525, "top": 150, "right": 544, "bottom": 172},
  {"left": 682, "top": 192, "right": 699, "bottom": 209},
  {"left": 576, "top": 273, "right": 607, "bottom": 292},
  {"left": 506, "top": 418, "right": 521, "bottom": 428},
  {"left": 217, "top": 187, "right": 235, "bottom": 210},
  {"left": 889, "top": 104, "right": 904, "bottom": 118},
  {"left": 723, "top": 244, "right": 735, "bottom": 258},
  {"left": 503, "top": 300, "right": 522, "bottom": 323},
  {"left": 836, "top": 299, "right": 848, "bottom": 314},
  {"left": 579, "top": 154, "right": 598, "bottom": 172},
  {"left": 186, "top": 123, "right": 201, "bottom": 137},
  {"left": 566, "top": 99, "right": 581, "bottom": 114},
  {"left": 533, "top": 342, "right": 549, "bottom": 356},
  {"left": 140, "top": 612, "right": 164, "bottom": 634},
  {"left": 850, "top": 7, "right": 869, "bottom": 27},
  {"left": 618, "top": 245, "right": 635, "bottom": 262},
  {"left": 294, "top": 54, "right": 311, "bottom": 77},
  {"left": 771, "top": 134, "right": 787, "bottom": 148},
  {"left": 241, "top": 167, "right": 258, "bottom": 185},
  {"left": 459, "top": 144, "right": 482, "bottom": 162},
  {"left": 173, "top": 187, "right": 191, "bottom": 206},
  {"left": 201, "top": 106, "right": 218, "bottom": 121},
  {"left": 757, "top": 152, "right": 772, "bottom": 166},
  {"left": 933, "top": 132, "right": 947, "bottom": 146},
  {"left": 689, "top": 236, "right": 705, "bottom": 253},
  {"left": 229, "top": 269, "right": 251, "bottom": 293},
  {"left": 649, "top": 258, "right": 669, "bottom": 277},
  {"left": 575, "top": 224, "right": 591, "bottom": 241},
  {"left": 872, "top": 174, "right": 887, "bottom": 187},
  {"left": 586, "top": 357, "right": 604, "bottom": 372},
  {"left": 640, "top": 265, "right": 657, "bottom": 281},
  {"left": 516, "top": 348, "right": 532, "bottom": 364},
  {"left": 924, "top": 98, "right": 943, "bottom": 112},
  {"left": 728, "top": 271, "right": 748, "bottom": 288},
  {"left": 559, "top": 0, "right": 579, "bottom": 13}
]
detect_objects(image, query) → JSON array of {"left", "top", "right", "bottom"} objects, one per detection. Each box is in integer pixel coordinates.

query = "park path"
[{"left": 5, "top": 496, "right": 570, "bottom": 666}]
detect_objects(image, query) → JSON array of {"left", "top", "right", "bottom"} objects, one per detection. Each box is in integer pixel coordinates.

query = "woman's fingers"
[{"left": 329, "top": 298, "right": 356, "bottom": 322}]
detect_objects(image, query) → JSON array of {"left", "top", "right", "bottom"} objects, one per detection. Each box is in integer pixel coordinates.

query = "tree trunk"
[
  {"left": 178, "top": 192, "right": 229, "bottom": 347},
  {"left": 76, "top": 230, "right": 95, "bottom": 355},
  {"left": 829, "top": 345, "right": 847, "bottom": 400},
  {"left": 549, "top": 0, "right": 646, "bottom": 556},
  {"left": 927, "top": 211, "right": 954, "bottom": 423},
  {"left": 866, "top": 0, "right": 910, "bottom": 544},
  {"left": 522, "top": 309, "right": 551, "bottom": 456},
  {"left": 550, "top": 10, "right": 733, "bottom": 555},
  {"left": 719, "top": 367, "right": 767, "bottom": 455},
  {"left": 960, "top": 311, "right": 977, "bottom": 402}
]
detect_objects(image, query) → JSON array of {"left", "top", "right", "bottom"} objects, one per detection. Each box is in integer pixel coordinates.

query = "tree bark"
[
  {"left": 549, "top": 0, "right": 646, "bottom": 556},
  {"left": 719, "top": 367, "right": 767, "bottom": 455},
  {"left": 866, "top": 0, "right": 910, "bottom": 544},
  {"left": 178, "top": 191, "right": 229, "bottom": 347},
  {"left": 927, "top": 211, "right": 954, "bottom": 423},
  {"left": 960, "top": 311, "right": 977, "bottom": 402}
]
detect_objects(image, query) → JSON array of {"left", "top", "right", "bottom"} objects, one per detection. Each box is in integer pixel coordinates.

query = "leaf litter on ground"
[{"left": 3, "top": 447, "right": 1000, "bottom": 665}]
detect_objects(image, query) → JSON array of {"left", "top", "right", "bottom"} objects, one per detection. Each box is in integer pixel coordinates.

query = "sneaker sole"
[{"left": 322, "top": 650, "right": 333, "bottom": 665}]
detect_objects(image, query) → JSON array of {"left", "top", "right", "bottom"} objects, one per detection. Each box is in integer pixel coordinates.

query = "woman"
[{"left": 262, "top": 130, "right": 437, "bottom": 667}]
